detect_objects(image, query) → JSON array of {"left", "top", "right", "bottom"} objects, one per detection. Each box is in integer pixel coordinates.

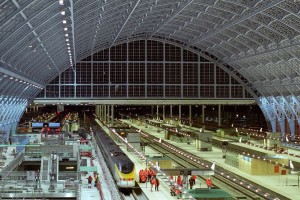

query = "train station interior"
[{"left": 0, "top": 0, "right": 300, "bottom": 199}]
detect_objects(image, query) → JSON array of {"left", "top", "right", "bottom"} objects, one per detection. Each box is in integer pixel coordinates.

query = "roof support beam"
[
  {"left": 34, "top": 99, "right": 255, "bottom": 105},
  {"left": 227, "top": 40, "right": 300, "bottom": 63},
  {"left": 0, "top": 65, "right": 44, "bottom": 88},
  {"left": 12, "top": 0, "right": 60, "bottom": 73},
  {"left": 69, "top": 0, "right": 76, "bottom": 71},
  {"left": 148, "top": 0, "right": 194, "bottom": 38},
  {"left": 186, "top": 0, "right": 284, "bottom": 47},
  {"left": 110, "top": 0, "right": 141, "bottom": 47}
]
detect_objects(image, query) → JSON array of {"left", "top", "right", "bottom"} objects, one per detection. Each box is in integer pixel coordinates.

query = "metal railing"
[{"left": 0, "top": 151, "right": 24, "bottom": 179}]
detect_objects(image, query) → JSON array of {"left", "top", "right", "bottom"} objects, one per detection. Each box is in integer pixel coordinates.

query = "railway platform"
[
  {"left": 123, "top": 119, "right": 300, "bottom": 200},
  {"left": 100, "top": 122, "right": 177, "bottom": 200}
]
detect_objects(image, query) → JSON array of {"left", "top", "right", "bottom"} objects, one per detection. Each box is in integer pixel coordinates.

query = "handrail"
[{"left": 0, "top": 151, "right": 24, "bottom": 179}]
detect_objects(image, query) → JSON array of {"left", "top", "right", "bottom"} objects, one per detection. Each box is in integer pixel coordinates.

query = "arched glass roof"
[{"left": 1, "top": 0, "right": 300, "bottom": 135}]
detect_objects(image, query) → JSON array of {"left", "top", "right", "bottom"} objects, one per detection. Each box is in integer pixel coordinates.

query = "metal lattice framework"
[{"left": 1, "top": 0, "right": 300, "bottom": 137}]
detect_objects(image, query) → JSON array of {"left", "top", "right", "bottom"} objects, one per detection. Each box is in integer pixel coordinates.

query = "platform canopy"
[
  {"left": 79, "top": 166, "right": 97, "bottom": 172},
  {"left": 1, "top": 0, "right": 300, "bottom": 135}
]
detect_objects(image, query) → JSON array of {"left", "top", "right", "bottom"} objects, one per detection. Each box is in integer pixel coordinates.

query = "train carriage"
[{"left": 91, "top": 122, "right": 135, "bottom": 188}]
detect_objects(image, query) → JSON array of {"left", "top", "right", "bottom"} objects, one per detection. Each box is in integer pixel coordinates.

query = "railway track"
[
  {"left": 139, "top": 133, "right": 288, "bottom": 200},
  {"left": 120, "top": 183, "right": 148, "bottom": 200}
]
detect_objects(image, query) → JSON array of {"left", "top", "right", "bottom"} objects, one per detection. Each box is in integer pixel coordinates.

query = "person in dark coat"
[{"left": 154, "top": 177, "right": 160, "bottom": 191}]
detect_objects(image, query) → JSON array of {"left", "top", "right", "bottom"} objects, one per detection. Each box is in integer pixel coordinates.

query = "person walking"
[
  {"left": 154, "top": 177, "right": 160, "bottom": 191},
  {"left": 94, "top": 173, "right": 99, "bottom": 187},
  {"left": 147, "top": 168, "right": 151, "bottom": 182},
  {"left": 189, "top": 176, "right": 195, "bottom": 189},
  {"left": 150, "top": 176, "right": 156, "bottom": 192},
  {"left": 87, "top": 175, "right": 93, "bottom": 188},
  {"left": 206, "top": 177, "right": 212, "bottom": 190}
]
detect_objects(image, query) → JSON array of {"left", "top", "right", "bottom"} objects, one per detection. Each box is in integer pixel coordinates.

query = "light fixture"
[
  {"left": 63, "top": 20, "right": 67, "bottom": 24},
  {"left": 67, "top": 43, "right": 70, "bottom": 46},
  {"left": 61, "top": 10, "right": 66, "bottom": 15},
  {"left": 65, "top": 33, "right": 68, "bottom": 37},
  {"left": 66, "top": 166, "right": 74, "bottom": 170},
  {"left": 59, "top": 0, "right": 64, "bottom": 5},
  {"left": 64, "top": 27, "right": 68, "bottom": 31},
  {"left": 66, "top": 39, "right": 69, "bottom": 42}
]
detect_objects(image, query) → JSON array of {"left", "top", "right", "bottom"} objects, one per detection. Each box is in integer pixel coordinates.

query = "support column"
[
  {"left": 279, "top": 119, "right": 285, "bottom": 137},
  {"left": 5, "top": 124, "right": 11, "bottom": 143},
  {"left": 178, "top": 105, "right": 181, "bottom": 125},
  {"left": 270, "top": 119, "right": 276, "bottom": 132},
  {"left": 202, "top": 105, "right": 205, "bottom": 124},
  {"left": 163, "top": 105, "right": 165, "bottom": 122},
  {"left": 170, "top": 105, "right": 173, "bottom": 125},
  {"left": 104, "top": 105, "right": 107, "bottom": 123},
  {"left": 99, "top": 105, "right": 102, "bottom": 119},
  {"left": 57, "top": 104, "right": 64, "bottom": 112},
  {"left": 218, "top": 105, "right": 222, "bottom": 127},
  {"left": 156, "top": 105, "right": 159, "bottom": 120},
  {"left": 107, "top": 105, "right": 110, "bottom": 124},
  {"left": 95, "top": 105, "right": 100, "bottom": 116},
  {"left": 101, "top": 105, "right": 105, "bottom": 121},
  {"left": 288, "top": 120, "right": 295, "bottom": 140},
  {"left": 151, "top": 106, "right": 154, "bottom": 116},
  {"left": 99, "top": 105, "right": 102, "bottom": 120},
  {"left": 111, "top": 105, "right": 114, "bottom": 126},
  {"left": 189, "top": 105, "right": 192, "bottom": 126},
  {"left": 11, "top": 122, "right": 18, "bottom": 136}
]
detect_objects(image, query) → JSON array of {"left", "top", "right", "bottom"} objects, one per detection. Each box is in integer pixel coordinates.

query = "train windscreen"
[{"left": 117, "top": 160, "right": 134, "bottom": 174}]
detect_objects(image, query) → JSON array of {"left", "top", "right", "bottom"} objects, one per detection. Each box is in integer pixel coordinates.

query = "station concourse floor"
[{"left": 122, "top": 119, "right": 300, "bottom": 200}]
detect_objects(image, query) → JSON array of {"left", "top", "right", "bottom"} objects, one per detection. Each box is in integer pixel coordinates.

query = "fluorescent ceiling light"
[
  {"left": 61, "top": 11, "right": 65, "bottom": 15},
  {"left": 59, "top": 0, "right": 64, "bottom": 5}
]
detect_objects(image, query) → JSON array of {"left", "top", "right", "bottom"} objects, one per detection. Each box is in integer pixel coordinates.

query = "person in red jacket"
[
  {"left": 146, "top": 168, "right": 151, "bottom": 182},
  {"left": 176, "top": 175, "right": 182, "bottom": 185},
  {"left": 87, "top": 175, "right": 93, "bottom": 188},
  {"left": 206, "top": 177, "right": 212, "bottom": 190},
  {"left": 150, "top": 176, "right": 156, "bottom": 192}
]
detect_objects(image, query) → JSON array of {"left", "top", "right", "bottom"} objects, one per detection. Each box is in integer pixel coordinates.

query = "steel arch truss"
[
  {"left": 0, "top": 96, "right": 27, "bottom": 141},
  {"left": 1, "top": 0, "right": 300, "bottom": 136},
  {"left": 259, "top": 95, "right": 300, "bottom": 138}
]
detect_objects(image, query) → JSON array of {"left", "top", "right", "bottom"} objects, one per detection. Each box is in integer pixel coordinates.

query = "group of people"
[
  {"left": 138, "top": 168, "right": 160, "bottom": 192},
  {"left": 87, "top": 173, "right": 99, "bottom": 188},
  {"left": 170, "top": 175, "right": 213, "bottom": 197},
  {"left": 138, "top": 168, "right": 157, "bottom": 183}
]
